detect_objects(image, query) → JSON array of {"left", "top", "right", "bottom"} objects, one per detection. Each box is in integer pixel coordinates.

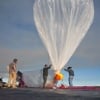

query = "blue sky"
[{"left": 0, "top": 0, "right": 100, "bottom": 86}]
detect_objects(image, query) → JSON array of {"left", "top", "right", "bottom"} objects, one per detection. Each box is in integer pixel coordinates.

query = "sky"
[{"left": 0, "top": 0, "right": 100, "bottom": 86}]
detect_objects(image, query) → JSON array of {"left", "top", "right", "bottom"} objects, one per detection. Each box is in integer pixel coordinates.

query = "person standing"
[
  {"left": 43, "top": 64, "right": 52, "bottom": 88},
  {"left": 7, "top": 58, "right": 18, "bottom": 88},
  {"left": 0, "top": 76, "right": 3, "bottom": 88},
  {"left": 64, "top": 66, "right": 74, "bottom": 86}
]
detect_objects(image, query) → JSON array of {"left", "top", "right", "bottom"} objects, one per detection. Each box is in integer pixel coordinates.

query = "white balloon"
[{"left": 33, "top": 0, "right": 94, "bottom": 72}]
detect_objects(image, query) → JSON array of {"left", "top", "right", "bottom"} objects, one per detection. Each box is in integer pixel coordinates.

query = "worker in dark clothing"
[
  {"left": 0, "top": 77, "right": 3, "bottom": 88},
  {"left": 64, "top": 66, "right": 74, "bottom": 86},
  {"left": 43, "top": 64, "right": 52, "bottom": 88}
]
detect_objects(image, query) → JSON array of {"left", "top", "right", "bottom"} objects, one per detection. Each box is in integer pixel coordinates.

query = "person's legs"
[
  {"left": 68, "top": 76, "right": 74, "bottom": 86},
  {"left": 8, "top": 73, "right": 12, "bottom": 87},
  {"left": 43, "top": 76, "right": 47, "bottom": 88},
  {"left": 12, "top": 72, "right": 17, "bottom": 88}
]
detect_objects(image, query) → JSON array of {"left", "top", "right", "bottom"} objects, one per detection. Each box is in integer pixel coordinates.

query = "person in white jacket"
[{"left": 7, "top": 58, "right": 18, "bottom": 88}]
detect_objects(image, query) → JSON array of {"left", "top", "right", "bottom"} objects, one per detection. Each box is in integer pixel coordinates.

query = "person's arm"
[
  {"left": 48, "top": 64, "right": 52, "bottom": 69},
  {"left": 64, "top": 68, "right": 68, "bottom": 71}
]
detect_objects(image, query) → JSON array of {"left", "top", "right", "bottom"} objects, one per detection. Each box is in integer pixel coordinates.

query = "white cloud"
[
  {"left": 73, "top": 30, "right": 100, "bottom": 66},
  {"left": 0, "top": 47, "right": 48, "bottom": 72},
  {"left": 0, "top": 0, "right": 100, "bottom": 73}
]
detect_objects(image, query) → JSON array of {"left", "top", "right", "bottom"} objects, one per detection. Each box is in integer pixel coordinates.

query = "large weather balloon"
[{"left": 33, "top": 0, "right": 94, "bottom": 72}]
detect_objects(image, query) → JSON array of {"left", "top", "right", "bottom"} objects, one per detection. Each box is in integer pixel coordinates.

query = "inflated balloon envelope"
[{"left": 33, "top": 0, "right": 94, "bottom": 74}]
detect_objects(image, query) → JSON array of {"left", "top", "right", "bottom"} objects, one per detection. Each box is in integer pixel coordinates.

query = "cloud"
[
  {"left": 0, "top": 47, "right": 48, "bottom": 72},
  {"left": 0, "top": 0, "right": 100, "bottom": 72},
  {"left": 72, "top": 30, "right": 100, "bottom": 66},
  {"left": 0, "top": 0, "right": 48, "bottom": 72},
  {"left": 0, "top": 0, "right": 40, "bottom": 48}
]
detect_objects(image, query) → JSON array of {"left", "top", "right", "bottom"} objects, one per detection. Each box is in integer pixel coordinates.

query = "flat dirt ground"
[{"left": 0, "top": 87, "right": 100, "bottom": 100}]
